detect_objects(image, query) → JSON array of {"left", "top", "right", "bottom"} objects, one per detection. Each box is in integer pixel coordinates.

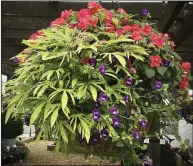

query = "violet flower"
[
  {"left": 125, "top": 77, "right": 133, "bottom": 86},
  {"left": 123, "top": 95, "right": 130, "bottom": 104},
  {"left": 88, "top": 58, "right": 97, "bottom": 67},
  {"left": 98, "top": 92, "right": 108, "bottom": 102},
  {"left": 109, "top": 106, "right": 119, "bottom": 116},
  {"left": 163, "top": 60, "right": 170, "bottom": 67},
  {"left": 154, "top": 80, "right": 162, "bottom": 89},
  {"left": 99, "top": 64, "right": 107, "bottom": 75},
  {"left": 139, "top": 118, "right": 146, "bottom": 127},
  {"left": 90, "top": 135, "right": 100, "bottom": 145},
  {"left": 142, "top": 8, "right": 149, "bottom": 16},
  {"left": 13, "top": 57, "right": 19, "bottom": 64},
  {"left": 101, "top": 129, "right": 109, "bottom": 138},
  {"left": 112, "top": 117, "right": 120, "bottom": 127},
  {"left": 92, "top": 109, "right": 100, "bottom": 122},
  {"left": 132, "top": 132, "right": 140, "bottom": 140}
]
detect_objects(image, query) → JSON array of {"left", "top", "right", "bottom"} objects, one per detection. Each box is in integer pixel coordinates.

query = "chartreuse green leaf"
[
  {"left": 76, "top": 87, "right": 85, "bottom": 99},
  {"left": 80, "top": 119, "right": 90, "bottom": 143},
  {"left": 129, "top": 52, "right": 144, "bottom": 61},
  {"left": 114, "top": 54, "right": 126, "bottom": 67},
  {"left": 60, "top": 123, "right": 68, "bottom": 143},
  {"left": 8, "top": 93, "right": 23, "bottom": 107},
  {"left": 22, "top": 39, "right": 47, "bottom": 50},
  {"left": 71, "top": 79, "right": 78, "bottom": 88},
  {"left": 105, "top": 73, "right": 119, "bottom": 79},
  {"left": 128, "top": 45, "right": 148, "bottom": 55},
  {"left": 37, "top": 85, "right": 48, "bottom": 98},
  {"left": 55, "top": 135, "right": 61, "bottom": 152},
  {"left": 59, "top": 80, "right": 64, "bottom": 88},
  {"left": 30, "top": 102, "right": 46, "bottom": 125},
  {"left": 67, "top": 91, "right": 75, "bottom": 105},
  {"left": 61, "top": 90, "right": 68, "bottom": 110},
  {"left": 33, "top": 84, "right": 43, "bottom": 96},
  {"left": 89, "top": 85, "right": 97, "bottom": 101},
  {"left": 5, "top": 104, "right": 15, "bottom": 124},
  {"left": 51, "top": 109, "right": 59, "bottom": 128},
  {"left": 107, "top": 38, "right": 133, "bottom": 45},
  {"left": 145, "top": 67, "right": 155, "bottom": 78}
]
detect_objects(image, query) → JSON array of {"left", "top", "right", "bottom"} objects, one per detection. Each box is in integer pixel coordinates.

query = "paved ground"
[{"left": 14, "top": 140, "right": 113, "bottom": 165}]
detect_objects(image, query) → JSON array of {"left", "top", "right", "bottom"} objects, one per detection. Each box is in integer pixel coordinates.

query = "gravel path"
[{"left": 15, "top": 140, "right": 113, "bottom": 165}]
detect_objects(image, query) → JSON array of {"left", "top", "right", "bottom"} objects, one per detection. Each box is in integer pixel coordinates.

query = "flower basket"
[{"left": 4, "top": 1, "right": 192, "bottom": 165}]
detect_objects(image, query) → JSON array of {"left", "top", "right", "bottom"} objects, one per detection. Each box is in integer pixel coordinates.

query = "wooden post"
[
  {"left": 148, "top": 137, "right": 160, "bottom": 166},
  {"left": 148, "top": 116, "right": 160, "bottom": 166}
]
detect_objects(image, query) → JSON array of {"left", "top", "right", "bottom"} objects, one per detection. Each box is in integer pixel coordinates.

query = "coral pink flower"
[
  {"left": 131, "top": 24, "right": 140, "bottom": 32},
  {"left": 123, "top": 25, "right": 132, "bottom": 33},
  {"left": 117, "top": 8, "right": 126, "bottom": 14},
  {"left": 104, "top": 9, "right": 114, "bottom": 19},
  {"left": 179, "top": 77, "right": 189, "bottom": 90},
  {"left": 149, "top": 55, "right": 162, "bottom": 68},
  {"left": 61, "top": 10, "right": 73, "bottom": 20},
  {"left": 141, "top": 25, "right": 152, "bottom": 36},
  {"left": 181, "top": 62, "right": 191, "bottom": 73},
  {"left": 88, "top": 1, "right": 102, "bottom": 15},
  {"left": 151, "top": 33, "right": 165, "bottom": 47},
  {"left": 131, "top": 31, "right": 142, "bottom": 41},
  {"left": 50, "top": 18, "right": 65, "bottom": 27}
]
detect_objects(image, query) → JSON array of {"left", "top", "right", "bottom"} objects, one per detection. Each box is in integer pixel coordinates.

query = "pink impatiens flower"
[
  {"left": 131, "top": 31, "right": 142, "bottom": 41},
  {"left": 141, "top": 25, "right": 152, "bottom": 36},
  {"left": 117, "top": 8, "right": 126, "bottom": 14},
  {"left": 50, "top": 18, "right": 65, "bottom": 27},
  {"left": 61, "top": 10, "right": 73, "bottom": 20}
]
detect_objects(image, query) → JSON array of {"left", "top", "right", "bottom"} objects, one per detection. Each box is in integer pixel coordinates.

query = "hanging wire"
[
  {"left": 112, "top": 1, "right": 115, "bottom": 10},
  {"left": 116, "top": 1, "right": 121, "bottom": 8}
]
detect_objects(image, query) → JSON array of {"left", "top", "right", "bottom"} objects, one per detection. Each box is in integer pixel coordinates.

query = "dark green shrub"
[
  {"left": 1, "top": 141, "right": 29, "bottom": 165},
  {"left": 1, "top": 111, "right": 23, "bottom": 139}
]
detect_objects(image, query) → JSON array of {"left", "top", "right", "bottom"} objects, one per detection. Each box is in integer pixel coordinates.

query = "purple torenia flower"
[
  {"left": 123, "top": 95, "right": 130, "bottom": 104},
  {"left": 125, "top": 77, "right": 133, "bottom": 86},
  {"left": 90, "top": 135, "right": 99, "bottom": 145},
  {"left": 13, "top": 57, "right": 19, "bottom": 64},
  {"left": 146, "top": 39, "right": 151, "bottom": 45},
  {"left": 163, "top": 60, "right": 170, "bottom": 67},
  {"left": 133, "top": 132, "right": 140, "bottom": 140},
  {"left": 112, "top": 117, "right": 120, "bottom": 127},
  {"left": 92, "top": 109, "right": 100, "bottom": 122},
  {"left": 139, "top": 118, "right": 146, "bottom": 127},
  {"left": 109, "top": 106, "right": 119, "bottom": 116},
  {"left": 98, "top": 92, "right": 108, "bottom": 102},
  {"left": 142, "top": 8, "right": 149, "bottom": 16},
  {"left": 88, "top": 58, "right": 97, "bottom": 67},
  {"left": 101, "top": 129, "right": 109, "bottom": 138},
  {"left": 99, "top": 64, "right": 107, "bottom": 75},
  {"left": 154, "top": 80, "right": 162, "bottom": 89}
]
